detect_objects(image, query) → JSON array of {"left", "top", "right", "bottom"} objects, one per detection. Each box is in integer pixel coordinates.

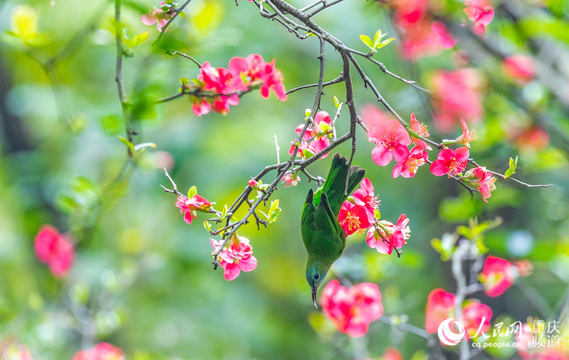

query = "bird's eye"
[{"left": 313, "top": 273, "right": 320, "bottom": 280}]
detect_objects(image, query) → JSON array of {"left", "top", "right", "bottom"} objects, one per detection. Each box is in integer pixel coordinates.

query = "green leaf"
[
  {"left": 504, "top": 156, "right": 518, "bottom": 178},
  {"left": 118, "top": 136, "right": 135, "bottom": 154},
  {"left": 188, "top": 186, "right": 198, "bottom": 199},
  {"left": 203, "top": 220, "right": 212, "bottom": 232},
  {"left": 373, "top": 29, "right": 382, "bottom": 46},
  {"left": 376, "top": 37, "right": 395, "bottom": 49},
  {"left": 268, "top": 200, "right": 281, "bottom": 223},
  {"left": 359, "top": 34, "right": 373, "bottom": 50},
  {"left": 130, "top": 32, "right": 149, "bottom": 47},
  {"left": 179, "top": 11, "right": 186, "bottom": 19},
  {"left": 302, "top": 149, "right": 315, "bottom": 159}
]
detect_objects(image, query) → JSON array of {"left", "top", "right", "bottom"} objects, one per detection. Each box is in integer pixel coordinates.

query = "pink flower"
[
  {"left": 321, "top": 279, "right": 383, "bottom": 337},
  {"left": 392, "top": 145, "right": 428, "bottom": 178},
  {"left": 366, "top": 119, "right": 411, "bottom": 166},
  {"left": 514, "top": 126, "right": 550, "bottom": 150},
  {"left": 191, "top": 97, "right": 211, "bottom": 117},
  {"left": 338, "top": 201, "right": 371, "bottom": 236},
  {"left": 366, "top": 214, "right": 410, "bottom": 255},
  {"left": 430, "top": 147, "right": 469, "bottom": 177},
  {"left": 431, "top": 21, "right": 457, "bottom": 49},
  {"left": 382, "top": 347, "right": 403, "bottom": 360},
  {"left": 463, "top": 166, "right": 496, "bottom": 202},
  {"left": 430, "top": 68, "right": 484, "bottom": 132},
  {"left": 211, "top": 234, "right": 257, "bottom": 281},
  {"left": 72, "top": 342, "right": 124, "bottom": 360},
  {"left": 352, "top": 178, "right": 378, "bottom": 227},
  {"left": 425, "top": 289, "right": 456, "bottom": 334},
  {"left": 398, "top": 20, "right": 442, "bottom": 60},
  {"left": 464, "top": 0, "right": 494, "bottom": 34},
  {"left": 454, "top": 118, "right": 477, "bottom": 147},
  {"left": 503, "top": 55, "right": 535, "bottom": 84},
  {"left": 282, "top": 172, "right": 301, "bottom": 187},
  {"left": 197, "top": 62, "right": 240, "bottom": 115},
  {"left": 35, "top": 225, "right": 74, "bottom": 278},
  {"left": 514, "top": 259, "right": 533, "bottom": 277},
  {"left": 479, "top": 255, "right": 515, "bottom": 297},
  {"left": 175, "top": 189, "right": 212, "bottom": 224},
  {"left": 248, "top": 178, "right": 259, "bottom": 188},
  {"left": 228, "top": 54, "right": 287, "bottom": 101},
  {"left": 289, "top": 111, "right": 332, "bottom": 159},
  {"left": 141, "top": 2, "right": 170, "bottom": 32},
  {"left": 409, "top": 113, "right": 431, "bottom": 150},
  {"left": 462, "top": 299, "right": 492, "bottom": 338}
]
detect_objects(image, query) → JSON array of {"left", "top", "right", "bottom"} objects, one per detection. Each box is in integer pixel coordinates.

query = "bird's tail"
[{"left": 319, "top": 153, "right": 366, "bottom": 215}]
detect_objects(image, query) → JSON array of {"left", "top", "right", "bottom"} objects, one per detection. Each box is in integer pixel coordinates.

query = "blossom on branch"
[
  {"left": 366, "top": 214, "right": 410, "bottom": 255},
  {"left": 35, "top": 225, "right": 75, "bottom": 278},
  {"left": 175, "top": 187, "right": 212, "bottom": 224},
  {"left": 282, "top": 172, "right": 301, "bottom": 187},
  {"left": 289, "top": 111, "right": 333, "bottom": 160},
  {"left": 211, "top": 234, "right": 257, "bottom": 281},
  {"left": 392, "top": 145, "right": 428, "bottom": 178},
  {"left": 229, "top": 54, "right": 287, "bottom": 101},
  {"left": 430, "top": 147, "right": 469, "bottom": 177},
  {"left": 462, "top": 166, "right": 496, "bottom": 202},
  {"left": 365, "top": 116, "right": 411, "bottom": 166},
  {"left": 321, "top": 279, "right": 383, "bottom": 337},
  {"left": 141, "top": 1, "right": 173, "bottom": 32},
  {"left": 72, "top": 342, "right": 124, "bottom": 360},
  {"left": 338, "top": 178, "right": 378, "bottom": 235}
]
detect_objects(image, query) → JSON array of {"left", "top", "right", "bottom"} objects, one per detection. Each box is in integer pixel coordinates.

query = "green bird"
[{"left": 301, "top": 153, "right": 366, "bottom": 308}]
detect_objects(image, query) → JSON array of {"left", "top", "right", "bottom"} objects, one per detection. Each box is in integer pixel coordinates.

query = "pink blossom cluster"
[
  {"left": 72, "top": 342, "right": 124, "bottom": 360},
  {"left": 211, "top": 234, "right": 257, "bottom": 281},
  {"left": 362, "top": 104, "right": 496, "bottom": 201},
  {"left": 187, "top": 54, "right": 287, "bottom": 117},
  {"left": 288, "top": 111, "right": 333, "bottom": 161},
  {"left": 384, "top": 0, "right": 494, "bottom": 60},
  {"left": 34, "top": 225, "right": 75, "bottom": 278},
  {"left": 321, "top": 279, "right": 383, "bottom": 337},
  {"left": 502, "top": 55, "right": 536, "bottom": 84},
  {"left": 425, "top": 288, "right": 492, "bottom": 341}
]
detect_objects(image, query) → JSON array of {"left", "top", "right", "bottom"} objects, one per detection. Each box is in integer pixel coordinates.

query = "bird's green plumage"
[{"left": 301, "top": 153, "right": 366, "bottom": 307}]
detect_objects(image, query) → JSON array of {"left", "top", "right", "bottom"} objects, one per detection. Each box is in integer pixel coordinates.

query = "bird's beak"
[{"left": 312, "top": 286, "right": 318, "bottom": 309}]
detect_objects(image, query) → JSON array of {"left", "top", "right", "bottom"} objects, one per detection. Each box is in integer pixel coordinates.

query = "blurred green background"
[{"left": 1, "top": 0, "right": 569, "bottom": 359}]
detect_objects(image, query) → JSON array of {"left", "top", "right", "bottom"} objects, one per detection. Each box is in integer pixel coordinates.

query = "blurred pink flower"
[
  {"left": 425, "top": 288, "right": 456, "bottom": 334},
  {"left": 431, "top": 21, "right": 457, "bottom": 49},
  {"left": 72, "top": 342, "right": 124, "bottom": 360},
  {"left": 430, "top": 147, "right": 469, "bottom": 177},
  {"left": 0, "top": 341, "right": 33, "bottom": 360},
  {"left": 430, "top": 68, "right": 484, "bottom": 132},
  {"left": 141, "top": 2, "right": 170, "bottom": 32},
  {"left": 34, "top": 225, "right": 74, "bottom": 278},
  {"left": 464, "top": 0, "right": 494, "bottom": 34},
  {"left": 480, "top": 255, "right": 515, "bottom": 297},
  {"left": 321, "top": 279, "right": 383, "bottom": 337},
  {"left": 503, "top": 55, "right": 535, "bottom": 84},
  {"left": 382, "top": 347, "right": 403, "bottom": 360},
  {"left": 454, "top": 118, "right": 477, "bottom": 147},
  {"left": 462, "top": 299, "right": 492, "bottom": 339},
  {"left": 211, "top": 234, "right": 257, "bottom": 281}
]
